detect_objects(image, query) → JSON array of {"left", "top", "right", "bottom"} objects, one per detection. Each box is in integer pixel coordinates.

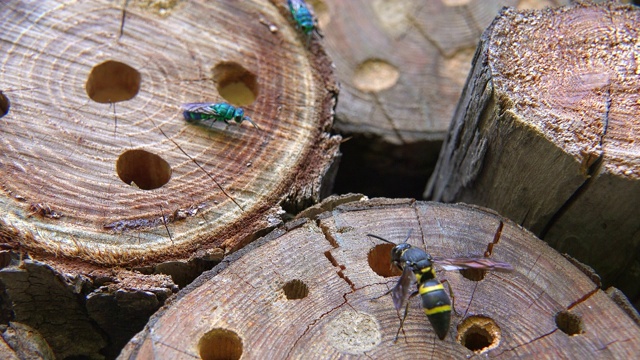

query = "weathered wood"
[
  {"left": 426, "top": 3, "right": 640, "bottom": 303},
  {"left": 0, "top": 322, "right": 55, "bottom": 360},
  {"left": 319, "top": 0, "right": 572, "bottom": 197},
  {"left": 0, "top": 0, "right": 338, "bottom": 357},
  {"left": 120, "top": 199, "right": 640, "bottom": 359}
]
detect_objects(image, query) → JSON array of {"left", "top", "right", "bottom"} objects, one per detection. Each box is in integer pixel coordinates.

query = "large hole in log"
[
  {"left": 353, "top": 59, "right": 399, "bottom": 93},
  {"left": 199, "top": 328, "right": 243, "bottom": 360},
  {"left": 555, "top": 310, "right": 584, "bottom": 336},
  {"left": 282, "top": 279, "right": 309, "bottom": 300},
  {"left": 116, "top": 149, "right": 171, "bottom": 190},
  {"left": 457, "top": 315, "right": 501, "bottom": 353},
  {"left": 459, "top": 268, "right": 487, "bottom": 282},
  {"left": 212, "top": 62, "right": 257, "bottom": 106},
  {"left": 0, "top": 91, "right": 9, "bottom": 118},
  {"left": 368, "top": 244, "right": 402, "bottom": 277},
  {"left": 86, "top": 60, "right": 141, "bottom": 103}
]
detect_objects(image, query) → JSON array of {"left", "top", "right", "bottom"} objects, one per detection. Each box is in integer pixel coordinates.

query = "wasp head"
[
  {"left": 390, "top": 243, "right": 411, "bottom": 270},
  {"left": 232, "top": 107, "right": 246, "bottom": 124}
]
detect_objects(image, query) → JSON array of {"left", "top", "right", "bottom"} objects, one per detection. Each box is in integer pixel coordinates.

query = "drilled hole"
[
  {"left": 457, "top": 316, "right": 501, "bottom": 353},
  {"left": 212, "top": 62, "right": 257, "bottom": 106},
  {"left": 86, "top": 60, "right": 141, "bottom": 103},
  {"left": 353, "top": 59, "right": 399, "bottom": 93},
  {"left": 199, "top": 328, "right": 243, "bottom": 360},
  {"left": 555, "top": 311, "right": 584, "bottom": 336},
  {"left": 0, "top": 91, "right": 9, "bottom": 118},
  {"left": 368, "top": 244, "right": 402, "bottom": 277},
  {"left": 116, "top": 149, "right": 171, "bottom": 190},
  {"left": 283, "top": 279, "right": 309, "bottom": 300},
  {"left": 460, "top": 268, "right": 487, "bottom": 282}
]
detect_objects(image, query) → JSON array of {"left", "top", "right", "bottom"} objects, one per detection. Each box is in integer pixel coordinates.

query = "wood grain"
[
  {"left": 0, "top": 0, "right": 339, "bottom": 266},
  {"left": 320, "top": 0, "right": 571, "bottom": 197},
  {"left": 120, "top": 199, "right": 640, "bottom": 359},
  {"left": 0, "top": 0, "right": 338, "bottom": 357},
  {"left": 426, "top": 2, "right": 640, "bottom": 301}
]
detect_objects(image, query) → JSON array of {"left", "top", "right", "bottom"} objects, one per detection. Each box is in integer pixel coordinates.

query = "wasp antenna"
[
  {"left": 402, "top": 229, "right": 413, "bottom": 244},
  {"left": 244, "top": 116, "right": 261, "bottom": 131},
  {"left": 366, "top": 233, "right": 396, "bottom": 245}
]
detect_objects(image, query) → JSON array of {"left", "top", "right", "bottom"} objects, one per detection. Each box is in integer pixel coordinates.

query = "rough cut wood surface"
[
  {"left": 320, "top": 0, "right": 572, "bottom": 197},
  {"left": 0, "top": 0, "right": 338, "bottom": 358},
  {"left": 426, "top": 3, "right": 640, "bottom": 302},
  {"left": 120, "top": 199, "right": 640, "bottom": 359},
  {"left": 0, "top": 0, "right": 338, "bottom": 266}
]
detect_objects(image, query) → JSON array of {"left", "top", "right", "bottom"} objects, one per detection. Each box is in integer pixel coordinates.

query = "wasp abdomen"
[
  {"left": 183, "top": 110, "right": 207, "bottom": 121},
  {"left": 420, "top": 279, "right": 452, "bottom": 340}
]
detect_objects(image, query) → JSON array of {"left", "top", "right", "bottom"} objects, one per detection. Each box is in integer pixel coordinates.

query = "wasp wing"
[
  {"left": 433, "top": 257, "right": 514, "bottom": 272},
  {"left": 391, "top": 265, "right": 415, "bottom": 312},
  {"left": 181, "top": 103, "right": 219, "bottom": 115}
]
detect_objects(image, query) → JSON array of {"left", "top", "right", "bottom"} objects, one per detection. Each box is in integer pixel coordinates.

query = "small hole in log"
[
  {"left": 368, "top": 244, "right": 402, "bottom": 277},
  {"left": 0, "top": 91, "right": 9, "bottom": 117},
  {"left": 199, "top": 328, "right": 243, "bottom": 360},
  {"left": 460, "top": 268, "right": 487, "bottom": 281},
  {"left": 555, "top": 310, "right": 584, "bottom": 336},
  {"left": 212, "top": 62, "right": 257, "bottom": 106},
  {"left": 116, "top": 149, "right": 171, "bottom": 190},
  {"left": 457, "top": 315, "right": 501, "bottom": 353},
  {"left": 86, "top": 60, "right": 141, "bottom": 103},
  {"left": 283, "top": 279, "right": 309, "bottom": 300},
  {"left": 353, "top": 59, "right": 399, "bottom": 93}
]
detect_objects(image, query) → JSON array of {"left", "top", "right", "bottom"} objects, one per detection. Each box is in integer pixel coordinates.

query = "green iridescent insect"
[
  {"left": 181, "top": 102, "right": 261, "bottom": 130},
  {"left": 287, "top": 0, "right": 322, "bottom": 41}
]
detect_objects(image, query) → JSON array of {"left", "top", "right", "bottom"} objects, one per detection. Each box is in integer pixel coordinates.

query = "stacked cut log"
[{"left": 0, "top": 0, "right": 338, "bottom": 358}]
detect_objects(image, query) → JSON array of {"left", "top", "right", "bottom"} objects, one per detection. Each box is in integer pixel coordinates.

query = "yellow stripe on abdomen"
[
  {"left": 419, "top": 283, "right": 445, "bottom": 295},
  {"left": 424, "top": 305, "right": 452, "bottom": 316}
]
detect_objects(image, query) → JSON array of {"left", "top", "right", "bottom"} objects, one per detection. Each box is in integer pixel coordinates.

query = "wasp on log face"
[
  {"left": 367, "top": 230, "right": 513, "bottom": 341},
  {"left": 181, "top": 102, "right": 261, "bottom": 130},
  {"left": 287, "top": 0, "right": 322, "bottom": 43}
]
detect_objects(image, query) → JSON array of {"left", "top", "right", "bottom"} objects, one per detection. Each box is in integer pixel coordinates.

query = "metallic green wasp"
[
  {"left": 181, "top": 102, "right": 261, "bottom": 130},
  {"left": 287, "top": 0, "right": 322, "bottom": 42}
]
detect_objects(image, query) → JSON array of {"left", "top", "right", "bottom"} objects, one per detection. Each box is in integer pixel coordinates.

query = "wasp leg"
[
  {"left": 370, "top": 287, "right": 393, "bottom": 301},
  {"left": 440, "top": 279, "right": 458, "bottom": 315},
  {"left": 394, "top": 290, "right": 420, "bottom": 342}
]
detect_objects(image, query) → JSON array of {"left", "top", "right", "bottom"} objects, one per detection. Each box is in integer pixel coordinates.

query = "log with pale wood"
[
  {"left": 427, "top": 2, "right": 640, "bottom": 306},
  {"left": 120, "top": 198, "right": 640, "bottom": 359},
  {"left": 320, "top": 0, "right": 574, "bottom": 197},
  {"left": 0, "top": 0, "right": 338, "bottom": 358}
]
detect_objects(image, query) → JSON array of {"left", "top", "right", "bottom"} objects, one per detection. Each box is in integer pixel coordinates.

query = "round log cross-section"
[
  {"left": 0, "top": 1, "right": 338, "bottom": 358},
  {"left": 0, "top": 0, "right": 338, "bottom": 266},
  {"left": 120, "top": 199, "right": 640, "bottom": 358}
]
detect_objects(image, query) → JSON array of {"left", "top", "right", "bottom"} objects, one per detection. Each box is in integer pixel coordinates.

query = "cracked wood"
[
  {"left": 0, "top": 0, "right": 339, "bottom": 265},
  {"left": 426, "top": 2, "right": 640, "bottom": 302},
  {"left": 120, "top": 199, "right": 640, "bottom": 358},
  {"left": 0, "top": 0, "right": 338, "bottom": 358}
]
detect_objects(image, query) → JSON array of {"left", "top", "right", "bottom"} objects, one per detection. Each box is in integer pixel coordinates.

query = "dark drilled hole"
[
  {"left": 457, "top": 316, "right": 501, "bottom": 353},
  {"left": 212, "top": 62, "right": 257, "bottom": 106},
  {"left": 86, "top": 60, "right": 141, "bottom": 103},
  {"left": 368, "top": 243, "right": 402, "bottom": 278},
  {"left": 199, "top": 328, "right": 243, "bottom": 360},
  {"left": 116, "top": 149, "right": 171, "bottom": 190},
  {"left": 460, "top": 268, "right": 487, "bottom": 281},
  {"left": 283, "top": 279, "right": 309, "bottom": 300},
  {"left": 0, "top": 91, "right": 9, "bottom": 118},
  {"left": 555, "top": 310, "right": 584, "bottom": 336}
]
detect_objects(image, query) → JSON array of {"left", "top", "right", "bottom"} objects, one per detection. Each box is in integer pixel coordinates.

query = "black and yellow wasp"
[{"left": 367, "top": 231, "right": 513, "bottom": 340}]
